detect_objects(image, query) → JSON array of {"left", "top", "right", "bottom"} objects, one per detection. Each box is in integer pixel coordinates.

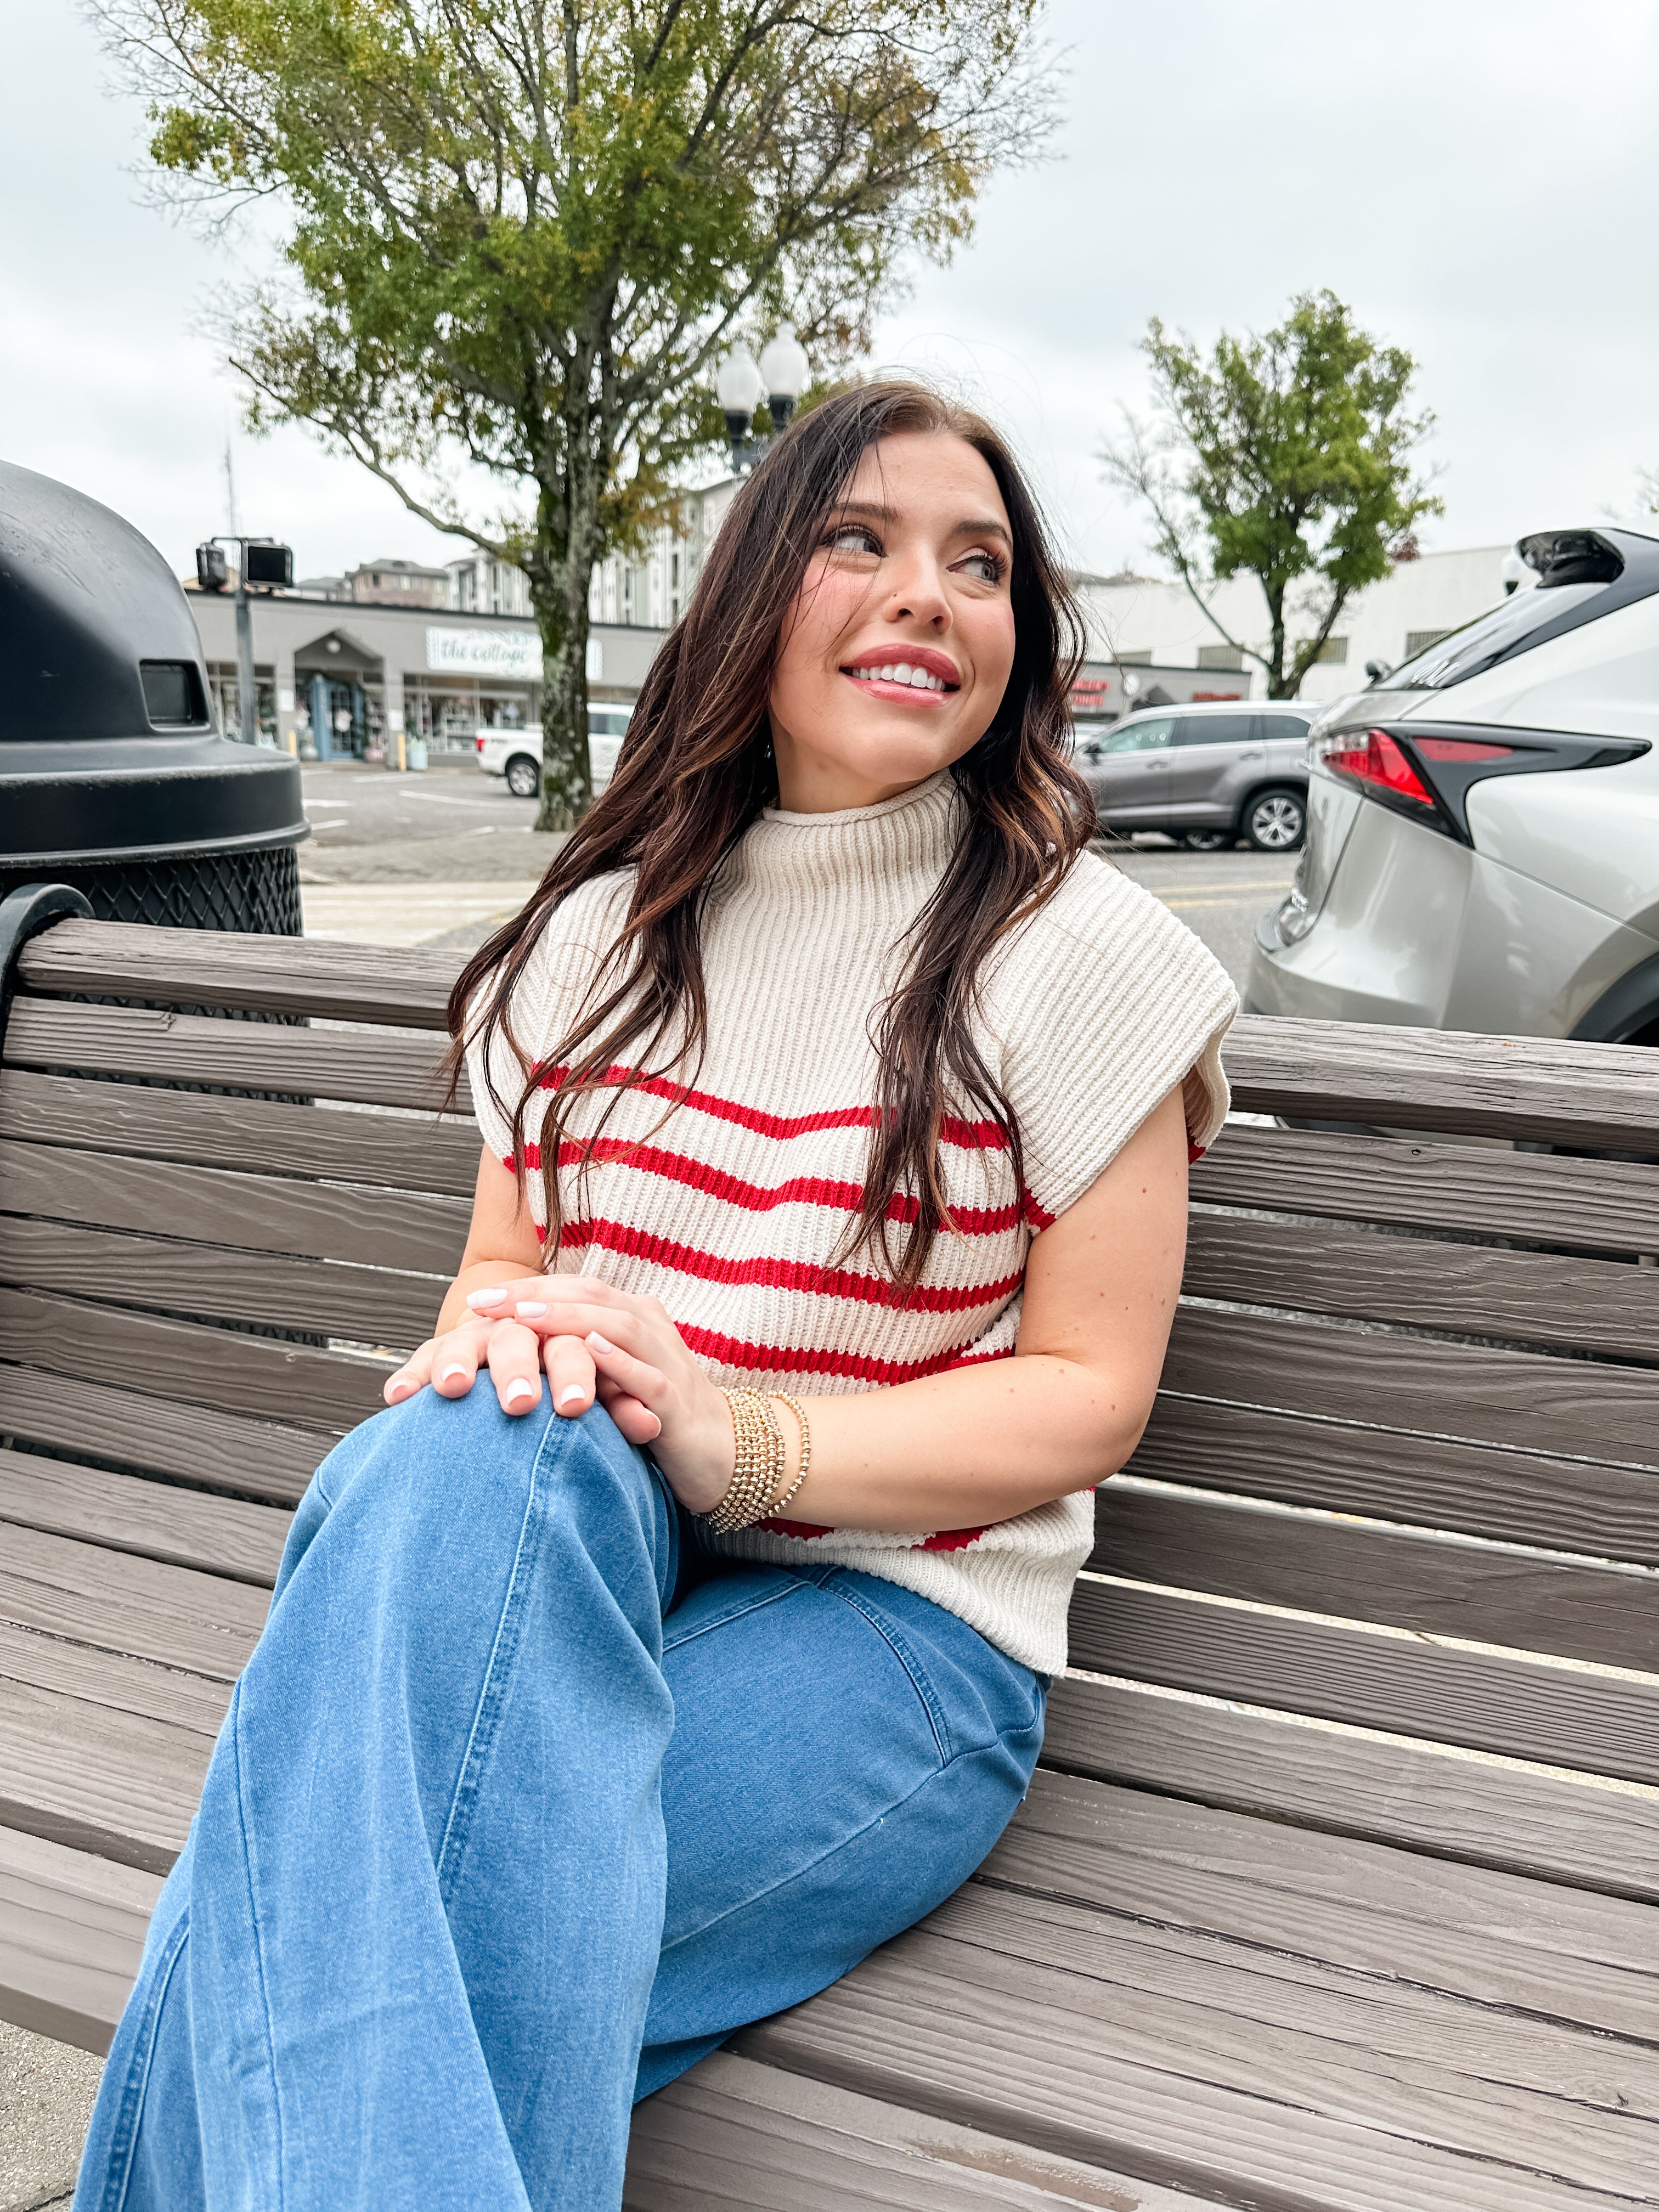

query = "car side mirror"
[{"left": 1083, "top": 742, "right": 1101, "bottom": 763}]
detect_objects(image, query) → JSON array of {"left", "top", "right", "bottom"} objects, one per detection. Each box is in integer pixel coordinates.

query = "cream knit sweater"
[{"left": 467, "top": 771, "right": 1237, "bottom": 1673}]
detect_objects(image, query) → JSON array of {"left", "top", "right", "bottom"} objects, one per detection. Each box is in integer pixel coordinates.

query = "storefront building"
[{"left": 185, "top": 592, "right": 666, "bottom": 760}]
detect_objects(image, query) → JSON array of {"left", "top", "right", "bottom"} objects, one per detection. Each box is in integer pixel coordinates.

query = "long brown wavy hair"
[{"left": 449, "top": 380, "right": 1093, "bottom": 1291}]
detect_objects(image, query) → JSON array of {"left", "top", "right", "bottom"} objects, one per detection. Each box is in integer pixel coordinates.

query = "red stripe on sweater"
[
  {"left": 533, "top": 1063, "right": 1008, "bottom": 1152},
  {"left": 560, "top": 1216, "right": 1023, "bottom": 1314},
  {"left": 749, "top": 1517, "right": 987, "bottom": 1551},
  {"left": 515, "top": 1138, "right": 1028, "bottom": 1237},
  {"left": 675, "top": 1323, "right": 1005, "bottom": 1386},
  {"left": 921, "top": 1525, "right": 988, "bottom": 1552}
]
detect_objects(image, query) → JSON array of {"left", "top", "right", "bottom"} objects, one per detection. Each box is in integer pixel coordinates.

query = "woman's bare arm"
[{"left": 750, "top": 1084, "right": 1188, "bottom": 1527}]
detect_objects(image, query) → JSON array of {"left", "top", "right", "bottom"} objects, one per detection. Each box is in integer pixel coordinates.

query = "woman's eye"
[
  {"left": 824, "top": 524, "right": 881, "bottom": 556},
  {"left": 957, "top": 550, "right": 1006, "bottom": 584}
]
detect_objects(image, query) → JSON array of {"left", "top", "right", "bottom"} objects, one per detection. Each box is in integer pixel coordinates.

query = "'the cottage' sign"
[{"left": 425, "top": 625, "right": 543, "bottom": 679}]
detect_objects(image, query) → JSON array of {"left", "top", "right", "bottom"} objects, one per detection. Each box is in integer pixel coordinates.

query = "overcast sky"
[{"left": 6, "top": 1, "right": 1658, "bottom": 584}]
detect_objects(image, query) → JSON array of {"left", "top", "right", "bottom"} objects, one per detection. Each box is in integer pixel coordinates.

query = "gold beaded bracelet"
[
  {"left": 704, "top": 1390, "right": 781, "bottom": 1534},
  {"left": 764, "top": 1392, "right": 812, "bottom": 1519},
  {"left": 703, "top": 1389, "right": 812, "bottom": 1534}
]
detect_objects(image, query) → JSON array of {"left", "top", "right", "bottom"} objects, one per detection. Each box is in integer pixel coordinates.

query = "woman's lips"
[{"left": 842, "top": 658, "right": 959, "bottom": 706}]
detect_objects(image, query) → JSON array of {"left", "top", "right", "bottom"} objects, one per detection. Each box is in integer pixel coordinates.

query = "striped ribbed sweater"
[{"left": 466, "top": 771, "right": 1237, "bottom": 1672}]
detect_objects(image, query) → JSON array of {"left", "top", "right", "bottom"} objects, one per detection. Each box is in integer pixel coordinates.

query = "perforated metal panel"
[{"left": 0, "top": 843, "right": 301, "bottom": 936}]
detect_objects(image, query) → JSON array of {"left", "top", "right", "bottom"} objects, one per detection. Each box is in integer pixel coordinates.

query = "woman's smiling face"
[{"left": 767, "top": 432, "right": 1018, "bottom": 812}]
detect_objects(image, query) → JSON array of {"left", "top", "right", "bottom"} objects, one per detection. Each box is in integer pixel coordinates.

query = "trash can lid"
[{"left": 0, "top": 460, "right": 306, "bottom": 865}]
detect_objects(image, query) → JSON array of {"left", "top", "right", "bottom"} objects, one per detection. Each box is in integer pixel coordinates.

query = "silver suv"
[
  {"left": 1249, "top": 527, "right": 1659, "bottom": 1041},
  {"left": 1075, "top": 699, "right": 1318, "bottom": 849}
]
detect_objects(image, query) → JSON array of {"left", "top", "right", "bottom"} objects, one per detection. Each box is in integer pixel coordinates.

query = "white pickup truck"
[{"left": 474, "top": 706, "right": 631, "bottom": 799}]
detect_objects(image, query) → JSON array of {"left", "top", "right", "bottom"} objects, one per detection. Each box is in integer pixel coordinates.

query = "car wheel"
[
  {"left": 1181, "top": 830, "right": 1233, "bottom": 852},
  {"left": 505, "top": 755, "right": 541, "bottom": 799},
  {"left": 1245, "top": 787, "right": 1305, "bottom": 851}
]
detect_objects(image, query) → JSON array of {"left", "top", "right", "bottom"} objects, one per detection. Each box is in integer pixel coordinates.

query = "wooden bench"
[{"left": 1, "top": 892, "right": 1656, "bottom": 2210}]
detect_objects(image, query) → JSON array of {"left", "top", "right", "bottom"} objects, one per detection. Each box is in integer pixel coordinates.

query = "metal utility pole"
[
  {"left": 196, "top": 535, "right": 295, "bottom": 746},
  {"left": 234, "top": 558, "right": 257, "bottom": 747}
]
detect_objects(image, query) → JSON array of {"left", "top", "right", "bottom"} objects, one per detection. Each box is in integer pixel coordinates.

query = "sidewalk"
[{"left": 301, "top": 879, "right": 544, "bottom": 950}]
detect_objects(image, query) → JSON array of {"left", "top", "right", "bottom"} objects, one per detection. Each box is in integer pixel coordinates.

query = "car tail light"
[
  {"left": 1313, "top": 730, "right": 1438, "bottom": 812},
  {"left": 1414, "top": 737, "right": 1515, "bottom": 764},
  {"left": 1308, "top": 722, "right": 1647, "bottom": 842},
  {"left": 475, "top": 735, "right": 486, "bottom": 752}
]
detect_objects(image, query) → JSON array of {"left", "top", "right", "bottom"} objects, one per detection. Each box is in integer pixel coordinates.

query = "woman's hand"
[{"left": 385, "top": 1276, "right": 736, "bottom": 1515}]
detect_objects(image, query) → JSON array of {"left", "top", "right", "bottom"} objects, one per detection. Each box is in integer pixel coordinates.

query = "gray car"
[{"left": 1075, "top": 699, "right": 1318, "bottom": 849}]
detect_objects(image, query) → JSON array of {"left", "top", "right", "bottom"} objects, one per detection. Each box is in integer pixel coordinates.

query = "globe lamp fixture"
[{"left": 716, "top": 332, "right": 808, "bottom": 472}]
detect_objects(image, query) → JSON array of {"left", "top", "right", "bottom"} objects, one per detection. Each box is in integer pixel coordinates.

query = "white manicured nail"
[
  {"left": 558, "top": 1384, "right": 587, "bottom": 1408},
  {"left": 515, "top": 1301, "right": 548, "bottom": 1317},
  {"left": 586, "top": 1331, "right": 617, "bottom": 1355},
  {"left": 641, "top": 1415, "right": 663, "bottom": 1441},
  {"left": 466, "top": 1288, "right": 507, "bottom": 1307},
  {"left": 504, "top": 1376, "right": 539, "bottom": 1407},
  {"left": 438, "top": 1364, "right": 470, "bottom": 1385}
]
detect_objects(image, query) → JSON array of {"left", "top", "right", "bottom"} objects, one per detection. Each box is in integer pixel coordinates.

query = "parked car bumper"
[{"left": 1247, "top": 800, "right": 1659, "bottom": 1034}]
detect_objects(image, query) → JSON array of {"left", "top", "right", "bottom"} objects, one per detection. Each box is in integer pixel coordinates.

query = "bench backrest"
[{"left": 3, "top": 916, "right": 1657, "bottom": 1899}]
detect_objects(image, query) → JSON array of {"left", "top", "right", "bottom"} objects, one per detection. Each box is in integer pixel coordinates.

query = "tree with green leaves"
[
  {"left": 1102, "top": 290, "right": 1441, "bottom": 699},
  {"left": 98, "top": 0, "right": 1056, "bottom": 825}
]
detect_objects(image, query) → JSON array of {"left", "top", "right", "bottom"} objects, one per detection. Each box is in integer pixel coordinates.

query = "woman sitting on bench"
[{"left": 77, "top": 381, "right": 1235, "bottom": 2211}]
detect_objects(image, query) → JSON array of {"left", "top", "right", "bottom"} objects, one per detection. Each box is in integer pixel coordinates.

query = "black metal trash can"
[{"left": 0, "top": 459, "right": 307, "bottom": 926}]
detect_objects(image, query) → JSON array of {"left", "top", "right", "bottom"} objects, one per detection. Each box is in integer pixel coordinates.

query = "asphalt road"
[
  {"left": 298, "top": 759, "right": 546, "bottom": 882},
  {"left": 1107, "top": 839, "right": 1297, "bottom": 997},
  {"left": 296, "top": 761, "right": 1296, "bottom": 991}
]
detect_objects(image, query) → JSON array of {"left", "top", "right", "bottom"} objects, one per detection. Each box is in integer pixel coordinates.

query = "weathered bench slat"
[
  {"left": 16, "top": 916, "right": 459, "bottom": 1030},
  {"left": 1, "top": 1216, "right": 443, "bottom": 1350},
  {"left": 903, "top": 1888, "right": 1659, "bottom": 2177},
  {"left": 626, "top": 2053, "right": 1232, "bottom": 2212},
  {"left": 1226, "top": 1013, "right": 1659, "bottom": 1153},
  {"left": 743, "top": 1897, "right": 1651, "bottom": 2211},
  {"left": 0, "top": 1365, "right": 330, "bottom": 1504},
  {"left": 1128, "top": 1396, "right": 1659, "bottom": 1565},
  {"left": 0, "top": 1288, "right": 390, "bottom": 1432},
  {"left": 986, "top": 1770, "right": 1659, "bottom": 2040},
  {"left": 0, "top": 1619, "right": 234, "bottom": 1752},
  {"left": 1, "top": 1137, "right": 470, "bottom": 1276},
  {"left": 1186, "top": 1212, "right": 1659, "bottom": 1364},
  {"left": 1040, "top": 1675, "right": 1659, "bottom": 1904},
  {"left": 1165, "top": 1304, "right": 1659, "bottom": 1468},
  {"left": 0, "top": 1447, "right": 290, "bottom": 1585},
  {"left": 1068, "top": 1578, "right": 1659, "bottom": 1786},
  {"left": 1092, "top": 1483, "right": 1659, "bottom": 1672},
  {"left": 1197, "top": 1124, "right": 1659, "bottom": 1256},
  {"left": 0, "top": 1826, "right": 161, "bottom": 2054},
  {"left": 0, "top": 1524, "right": 267, "bottom": 1684},
  {"left": 0, "top": 1068, "right": 482, "bottom": 1198},
  {"left": 18, "top": 942, "right": 1659, "bottom": 1155},
  {"left": 0, "top": 1671, "right": 210, "bottom": 1871},
  {"left": 0, "top": 1617, "right": 230, "bottom": 1741},
  {"left": 2, "top": 1000, "right": 466, "bottom": 1115}
]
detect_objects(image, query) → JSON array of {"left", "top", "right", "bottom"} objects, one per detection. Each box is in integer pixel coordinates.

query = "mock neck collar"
[{"left": 725, "top": 771, "right": 964, "bottom": 900}]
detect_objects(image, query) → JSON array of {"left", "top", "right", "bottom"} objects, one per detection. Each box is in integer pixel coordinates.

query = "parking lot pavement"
[
  {"left": 1105, "top": 839, "right": 1297, "bottom": 996},
  {"left": 297, "top": 759, "right": 556, "bottom": 886},
  {"left": 295, "top": 766, "right": 1296, "bottom": 985},
  {"left": 295, "top": 759, "right": 559, "bottom": 947}
]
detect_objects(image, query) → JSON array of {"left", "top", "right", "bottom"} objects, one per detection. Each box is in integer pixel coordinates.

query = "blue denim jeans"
[{"left": 75, "top": 1383, "right": 1045, "bottom": 2211}]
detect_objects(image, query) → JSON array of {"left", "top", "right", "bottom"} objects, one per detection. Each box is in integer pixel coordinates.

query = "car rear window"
[
  {"left": 1171, "top": 714, "right": 1252, "bottom": 746},
  {"left": 1387, "top": 584, "right": 1608, "bottom": 689}
]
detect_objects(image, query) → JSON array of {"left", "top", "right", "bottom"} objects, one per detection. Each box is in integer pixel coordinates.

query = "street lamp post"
[
  {"left": 195, "top": 535, "right": 295, "bottom": 745},
  {"left": 715, "top": 331, "right": 810, "bottom": 473}
]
